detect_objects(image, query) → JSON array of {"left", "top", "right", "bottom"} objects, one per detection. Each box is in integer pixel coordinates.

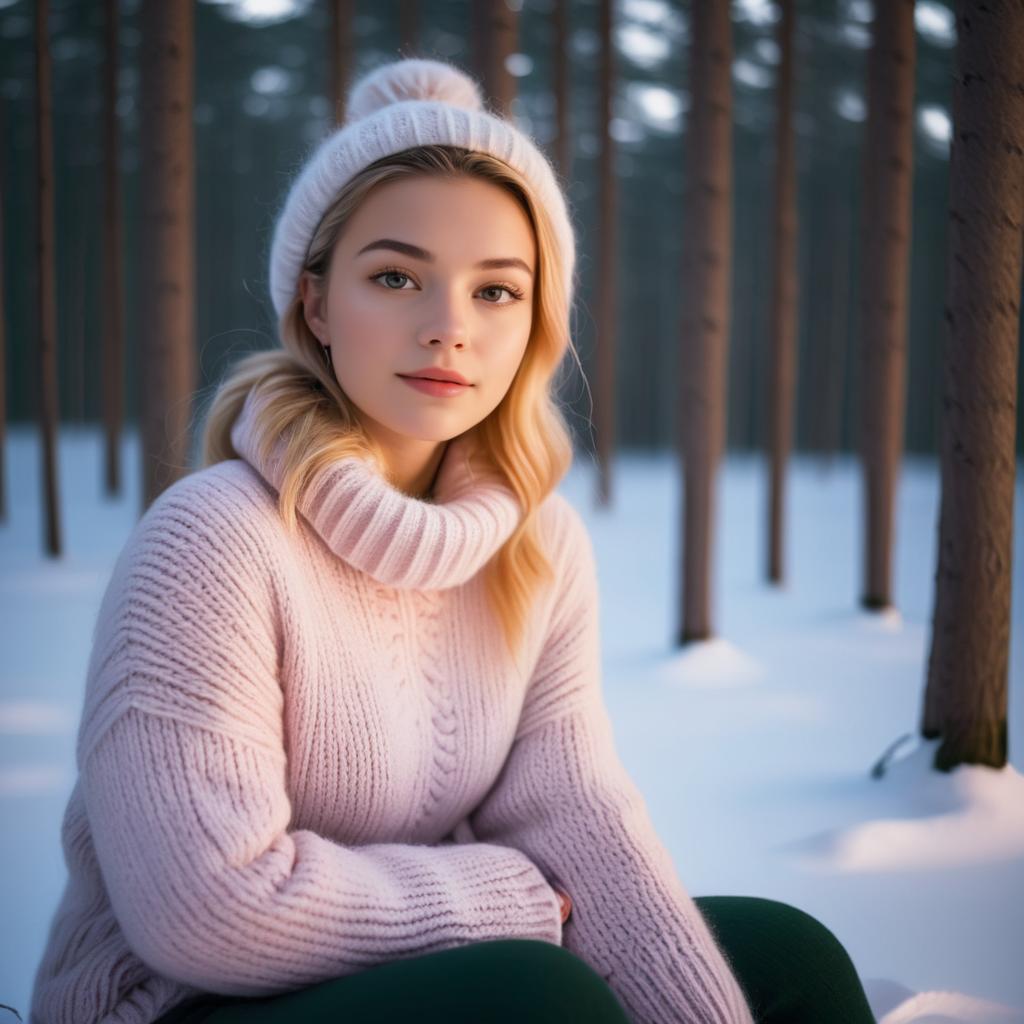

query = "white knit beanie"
[{"left": 267, "top": 58, "right": 577, "bottom": 325}]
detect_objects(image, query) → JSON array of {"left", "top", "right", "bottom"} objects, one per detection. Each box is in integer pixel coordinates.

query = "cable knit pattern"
[{"left": 28, "top": 393, "right": 755, "bottom": 1024}]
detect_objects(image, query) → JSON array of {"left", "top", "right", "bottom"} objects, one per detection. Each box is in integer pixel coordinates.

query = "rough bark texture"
[
  {"left": 138, "top": 0, "right": 195, "bottom": 512},
  {"left": 595, "top": 0, "right": 617, "bottom": 507},
  {"left": 921, "top": 0, "right": 1023, "bottom": 771},
  {"left": 102, "top": 0, "right": 124, "bottom": 498},
  {"left": 766, "top": 0, "right": 797, "bottom": 584},
  {"left": 35, "top": 0, "right": 62, "bottom": 556},
  {"left": 860, "top": 0, "right": 917, "bottom": 610},
  {"left": 677, "top": 0, "right": 732, "bottom": 644}
]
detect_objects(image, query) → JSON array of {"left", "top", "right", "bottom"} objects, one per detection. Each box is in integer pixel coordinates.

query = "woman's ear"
[{"left": 298, "top": 271, "right": 328, "bottom": 343}]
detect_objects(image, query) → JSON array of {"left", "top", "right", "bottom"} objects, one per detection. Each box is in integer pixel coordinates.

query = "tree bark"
[
  {"left": 921, "top": 0, "right": 1023, "bottom": 771},
  {"left": 70, "top": 212, "right": 85, "bottom": 422},
  {"left": 138, "top": 0, "right": 196, "bottom": 511},
  {"left": 35, "top": 0, "right": 62, "bottom": 555},
  {"left": 595, "top": 0, "right": 617, "bottom": 506},
  {"left": 677, "top": 0, "right": 732, "bottom": 644},
  {"left": 552, "top": 0, "right": 571, "bottom": 183},
  {"left": 479, "top": 0, "right": 517, "bottom": 118},
  {"left": 399, "top": 0, "right": 418, "bottom": 56},
  {"left": 766, "top": 0, "right": 798, "bottom": 584},
  {"left": 0, "top": 98, "right": 7, "bottom": 523},
  {"left": 330, "top": 0, "right": 354, "bottom": 125},
  {"left": 102, "top": 0, "right": 124, "bottom": 496},
  {"left": 859, "top": 0, "right": 916, "bottom": 610}
]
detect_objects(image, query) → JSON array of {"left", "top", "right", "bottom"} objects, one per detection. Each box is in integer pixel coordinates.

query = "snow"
[{"left": 1, "top": 426, "right": 1022, "bottom": 1024}]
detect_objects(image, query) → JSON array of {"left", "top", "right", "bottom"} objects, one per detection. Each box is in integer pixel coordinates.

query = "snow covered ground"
[{"left": 1, "top": 425, "right": 1022, "bottom": 1024}]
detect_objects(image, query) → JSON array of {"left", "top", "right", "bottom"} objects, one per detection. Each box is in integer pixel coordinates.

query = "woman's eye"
[
  {"left": 481, "top": 284, "right": 528, "bottom": 303},
  {"left": 374, "top": 270, "right": 413, "bottom": 290},
  {"left": 371, "top": 270, "right": 522, "bottom": 305}
]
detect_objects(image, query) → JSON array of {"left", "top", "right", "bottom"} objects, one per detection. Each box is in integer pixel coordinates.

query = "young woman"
[{"left": 28, "top": 59, "right": 877, "bottom": 1024}]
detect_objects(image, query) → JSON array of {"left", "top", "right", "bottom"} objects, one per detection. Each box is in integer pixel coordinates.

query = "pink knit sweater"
[{"left": 29, "top": 388, "right": 754, "bottom": 1024}]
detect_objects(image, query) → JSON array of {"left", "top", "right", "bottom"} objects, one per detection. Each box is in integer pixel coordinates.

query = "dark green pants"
[{"left": 155, "top": 896, "right": 876, "bottom": 1023}]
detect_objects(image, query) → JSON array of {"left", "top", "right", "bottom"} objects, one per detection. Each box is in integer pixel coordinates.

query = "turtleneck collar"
[{"left": 229, "top": 386, "right": 524, "bottom": 591}]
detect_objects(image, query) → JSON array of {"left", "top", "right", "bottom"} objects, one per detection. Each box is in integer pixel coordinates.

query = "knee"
[
  {"left": 751, "top": 898, "right": 855, "bottom": 965},
  {"left": 765, "top": 901, "right": 843, "bottom": 946},
  {"left": 699, "top": 896, "right": 873, "bottom": 1022},
  {"left": 739, "top": 899, "right": 872, "bottom": 1022},
  {"left": 476, "top": 940, "right": 629, "bottom": 1022}
]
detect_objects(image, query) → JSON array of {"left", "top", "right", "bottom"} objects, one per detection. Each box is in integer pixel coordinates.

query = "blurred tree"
[
  {"left": 101, "top": 0, "right": 124, "bottom": 498},
  {"left": 0, "top": 97, "right": 6, "bottom": 523},
  {"left": 0, "top": 0, "right": 1006, "bottom": 461},
  {"left": 552, "top": 0, "right": 571, "bottom": 184},
  {"left": 475, "top": 0, "right": 517, "bottom": 117},
  {"left": 35, "top": 0, "right": 62, "bottom": 556},
  {"left": 921, "top": 0, "right": 1023, "bottom": 771},
  {"left": 138, "top": 0, "right": 195, "bottom": 510},
  {"left": 399, "top": 0, "right": 418, "bottom": 56},
  {"left": 69, "top": 208, "right": 84, "bottom": 423},
  {"left": 766, "top": 0, "right": 797, "bottom": 584},
  {"left": 594, "top": 0, "right": 617, "bottom": 506},
  {"left": 677, "top": 0, "right": 733, "bottom": 644},
  {"left": 859, "top": 0, "right": 916, "bottom": 611},
  {"left": 330, "top": 0, "right": 354, "bottom": 125}
]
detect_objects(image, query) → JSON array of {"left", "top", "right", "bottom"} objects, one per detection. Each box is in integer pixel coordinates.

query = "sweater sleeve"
[
  {"left": 77, "top": 475, "right": 563, "bottom": 996},
  {"left": 468, "top": 498, "right": 756, "bottom": 1024}
]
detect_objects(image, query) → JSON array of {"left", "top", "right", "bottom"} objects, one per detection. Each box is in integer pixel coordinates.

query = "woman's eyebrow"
[{"left": 355, "top": 238, "right": 534, "bottom": 277}]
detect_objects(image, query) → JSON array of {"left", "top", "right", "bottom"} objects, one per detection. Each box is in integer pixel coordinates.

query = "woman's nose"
[{"left": 416, "top": 288, "right": 471, "bottom": 347}]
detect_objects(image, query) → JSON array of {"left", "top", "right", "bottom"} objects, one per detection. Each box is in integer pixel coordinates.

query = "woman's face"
[{"left": 300, "top": 174, "right": 537, "bottom": 454}]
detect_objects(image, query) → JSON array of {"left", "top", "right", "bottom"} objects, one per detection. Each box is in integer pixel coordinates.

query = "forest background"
[{"left": 3, "top": 0, "right": 1020, "bottom": 463}]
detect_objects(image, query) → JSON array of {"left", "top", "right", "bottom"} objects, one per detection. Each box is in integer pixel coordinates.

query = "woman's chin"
[{"left": 391, "top": 418, "right": 479, "bottom": 445}]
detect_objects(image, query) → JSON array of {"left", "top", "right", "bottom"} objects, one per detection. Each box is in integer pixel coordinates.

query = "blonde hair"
[{"left": 200, "top": 144, "right": 582, "bottom": 667}]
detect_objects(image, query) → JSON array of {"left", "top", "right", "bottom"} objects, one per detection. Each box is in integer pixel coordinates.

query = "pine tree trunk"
[
  {"left": 35, "top": 0, "right": 62, "bottom": 555},
  {"left": 0, "top": 98, "right": 7, "bottom": 522},
  {"left": 102, "top": 0, "right": 124, "bottom": 497},
  {"left": 480, "top": 0, "right": 517, "bottom": 118},
  {"left": 330, "top": 0, "right": 354, "bottom": 125},
  {"left": 70, "top": 217, "right": 85, "bottom": 422},
  {"left": 595, "top": 0, "right": 617, "bottom": 507},
  {"left": 766, "top": 0, "right": 797, "bottom": 584},
  {"left": 859, "top": 0, "right": 916, "bottom": 610},
  {"left": 677, "top": 0, "right": 732, "bottom": 644},
  {"left": 552, "top": 0, "right": 571, "bottom": 184},
  {"left": 138, "top": 0, "right": 195, "bottom": 511},
  {"left": 399, "top": 0, "right": 418, "bottom": 56},
  {"left": 920, "top": 0, "right": 1023, "bottom": 772}
]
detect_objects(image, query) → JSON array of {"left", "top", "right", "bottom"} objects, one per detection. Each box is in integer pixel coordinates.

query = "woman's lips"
[{"left": 398, "top": 375, "right": 472, "bottom": 397}]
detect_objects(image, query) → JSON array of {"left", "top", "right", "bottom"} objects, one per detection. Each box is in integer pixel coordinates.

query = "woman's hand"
[{"left": 552, "top": 883, "right": 572, "bottom": 924}]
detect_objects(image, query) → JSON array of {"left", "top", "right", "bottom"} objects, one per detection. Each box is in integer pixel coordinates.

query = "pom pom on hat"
[{"left": 345, "top": 58, "right": 484, "bottom": 123}]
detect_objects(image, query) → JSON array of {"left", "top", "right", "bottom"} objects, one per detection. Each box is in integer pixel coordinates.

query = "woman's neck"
[
  {"left": 350, "top": 409, "right": 451, "bottom": 500},
  {"left": 384, "top": 441, "right": 448, "bottom": 501}
]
